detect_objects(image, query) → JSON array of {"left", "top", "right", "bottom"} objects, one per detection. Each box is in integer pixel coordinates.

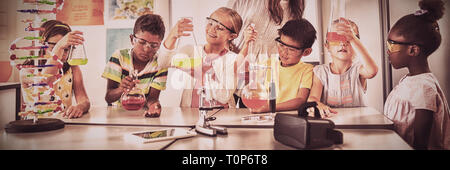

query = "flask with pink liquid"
[{"left": 121, "top": 70, "right": 146, "bottom": 110}]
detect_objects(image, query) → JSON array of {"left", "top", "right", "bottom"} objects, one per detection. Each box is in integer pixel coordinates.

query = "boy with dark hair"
[
  {"left": 251, "top": 19, "right": 316, "bottom": 113},
  {"left": 102, "top": 14, "right": 167, "bottom": 117}
]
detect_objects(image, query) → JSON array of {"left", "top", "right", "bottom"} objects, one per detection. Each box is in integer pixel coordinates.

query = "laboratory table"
[{"left": 51, "top": 106, "right": 393, "bottom": 129}]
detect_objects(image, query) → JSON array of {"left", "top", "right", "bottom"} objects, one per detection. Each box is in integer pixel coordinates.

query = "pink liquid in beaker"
[
  {"left": 122, "top": 96, "right": 146, "bottom": 110},
  {"left": 242, "top": 97, "right": 268, "bottom": 110},
  {"left": 326, "top": 32, "right": 347, "bottom": 42}
]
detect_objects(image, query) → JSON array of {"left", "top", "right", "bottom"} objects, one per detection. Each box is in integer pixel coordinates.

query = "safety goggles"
[
  {"left": 386, "top": 39, "right": 421, "bottom": 53},
  {"left": 206, "top": 17, "right": 235, "bottom": 34},
  {"left": 275, "top": 37, "right": 304, "bottom": 55},
  {"left": 133, "top": 35, "right": 161, "bottom": 49}
]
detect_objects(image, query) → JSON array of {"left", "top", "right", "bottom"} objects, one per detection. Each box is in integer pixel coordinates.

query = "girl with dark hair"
[
  {"left": 39, "top": 20, "right": 90, "bottom": 119},
  {"left": 384, "top": 0, "right": 449, "bottom": 150}
]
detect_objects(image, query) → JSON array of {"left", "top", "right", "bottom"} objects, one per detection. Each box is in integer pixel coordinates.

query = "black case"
[{"left": 273, "top": 102, "right": 343, "bottom": 149}]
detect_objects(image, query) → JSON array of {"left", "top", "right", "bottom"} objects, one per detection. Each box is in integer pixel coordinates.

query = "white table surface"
[
  {"left": 165, "top": 128, "right": 412, "bottom": 150},
  {"left": 50, "top": 106, "right": 393, "bottom": 129},
  {"left": 211, "top": 107, "right": 393, "bottom": 129},
  {"left": 0, "top": 125, "right": 185, "bottom": 150},
  {"left": 52, "top": 106, "right": 199, "bottom": 127}
]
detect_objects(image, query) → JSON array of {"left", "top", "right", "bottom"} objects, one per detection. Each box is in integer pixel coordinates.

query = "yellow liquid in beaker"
[
  {"left": 68, "top": 58, "right": 88, "bottom": 65},
  {"left": 172, "top": 57, "right": 201, "bottom": 69}
]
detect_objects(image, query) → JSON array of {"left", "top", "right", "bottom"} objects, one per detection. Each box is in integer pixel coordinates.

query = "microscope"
[{"left": 195, "top": 71, "right": 228, "bottom": 136}]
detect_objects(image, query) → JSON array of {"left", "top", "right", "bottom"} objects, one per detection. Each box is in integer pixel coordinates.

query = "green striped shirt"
[{"left": 102, "top": 48, "right": 168, "bottom": 95}]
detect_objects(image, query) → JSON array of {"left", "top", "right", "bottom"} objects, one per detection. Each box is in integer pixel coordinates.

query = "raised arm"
[
  {"left": 336, "top": 18, "right": 378, "bottom": 79},
  {"left": 163, "top": 18, "right": 194, "bottom": 50},
  {"left": 44, "top": 31, "right": 84, "bottom": 75},
  {"left": 235, "top": 24, "right": 257, "bottom": 75}
]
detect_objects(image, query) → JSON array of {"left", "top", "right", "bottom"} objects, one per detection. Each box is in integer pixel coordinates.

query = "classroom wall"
[
  {"left": 389, "top": 0, "right": 450, "bottom": 106},
  {"left": 0, "top": 0, "right": 18, "bottom": 82},
  {"left": 322, "top": 0, "right": 385, "bottom": 112}
]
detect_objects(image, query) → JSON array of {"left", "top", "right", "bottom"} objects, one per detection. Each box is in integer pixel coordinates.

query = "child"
[
  {"left": 162, "top": 7, "right": 243, "bottom": 108},
  {"left": 38, "top": 20, "right": 90, "bottom": 119},
  {"left": 384, "top": 0, "right": 449, "bottom": 150},
  {"left": 250, "top": 19, "right": 316, "bottom": 113},
  {"left": 307, "top": 18, "right": 378, "bottom": 118},
  {"left": 102, "top": 14, "right": 167, "bottom": 117}
]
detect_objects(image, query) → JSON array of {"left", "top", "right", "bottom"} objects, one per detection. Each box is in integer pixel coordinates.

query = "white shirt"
[
  {"left": 160, "top": 44, "right": 238, "bottom": 107},
  {"left": 384, "top": 73, "right": 450, "bottom": 149},
  {"left": 313, "top": 62, "right": 367, "bottom": 107}
]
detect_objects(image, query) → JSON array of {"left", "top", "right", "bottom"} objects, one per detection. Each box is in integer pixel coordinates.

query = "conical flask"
[
  {"left": 67, "top": 43, "right": 88, "bottom": 65},
  {"left": 326, "top": 0, "right": 347, "bottom": 43},
  {"left": 121, "top": 70, "right": 146, "bottom": 110},
  {"left": 171, "top": 17, "right": 202, "bottom": 69}
]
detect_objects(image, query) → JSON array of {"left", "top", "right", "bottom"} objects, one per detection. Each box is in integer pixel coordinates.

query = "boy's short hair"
[
  {"left": 133, "top": 14, "right": 165, "bottom": 40},
  {"left": 278, "top": 19, "right": 317, "bottom": 49}
]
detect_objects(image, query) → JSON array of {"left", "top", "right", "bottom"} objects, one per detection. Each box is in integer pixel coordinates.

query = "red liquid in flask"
[
  {"left": 242, "top": 97, "right": 268, "bottom": 110},
  {"left": 122, "top": 96, "right": 146, "bottom": 110},
  {"left": 327, "top": 32, "right": 347, "bottom": 42}
]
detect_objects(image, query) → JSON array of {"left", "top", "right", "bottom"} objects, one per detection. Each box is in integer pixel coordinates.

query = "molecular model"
[{"left": 9, "top": 0, "right": 65, "bottom": 122}]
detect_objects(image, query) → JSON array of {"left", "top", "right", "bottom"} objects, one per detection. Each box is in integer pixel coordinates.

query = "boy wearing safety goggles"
[{"left": 251, "top": 19, "right": 317, "bottom": 113}]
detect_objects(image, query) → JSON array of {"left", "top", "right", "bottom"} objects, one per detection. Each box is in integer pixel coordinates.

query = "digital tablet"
[{"left": 124, "top": 128, "right": 197, "bottom": 143}]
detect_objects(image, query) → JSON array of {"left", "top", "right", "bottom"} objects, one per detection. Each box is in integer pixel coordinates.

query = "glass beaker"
[
  {"left": 67, "top": 44, "right": 88, "bottom": 65},
  {"left": 326, "top": 0, "right": 347, "bottom": 43},
  {"left": 241, "top": 57, "right": 270, "bottom": 111},
  {"left": 121, "top": 71, "right": 146, "bottom": 110},
  {"left": 241, "top": 44, "right": 272, "bottom": 111}
]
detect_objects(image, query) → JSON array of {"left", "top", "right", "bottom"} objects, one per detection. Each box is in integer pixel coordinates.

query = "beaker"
[
  {"left": 326, "top": 0, "right": 347, "bottom": 43},
  {"left": 241, "top": 72, "right": 269, "bottom": 111},
  {"left": 241, "top": 45, "right": 270, "bottom": 111},
  {"left": 67, "top": 44, "right": 88, "bottom": 65}
]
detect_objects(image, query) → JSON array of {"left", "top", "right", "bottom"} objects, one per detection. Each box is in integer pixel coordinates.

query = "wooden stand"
[{"left": 5, "top": 118, "right": 65, "bottom": 133}]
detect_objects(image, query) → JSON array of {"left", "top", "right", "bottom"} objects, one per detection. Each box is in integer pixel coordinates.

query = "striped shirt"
[{"left": 102, "top": 48, "right": 168, "bottom": 95}]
